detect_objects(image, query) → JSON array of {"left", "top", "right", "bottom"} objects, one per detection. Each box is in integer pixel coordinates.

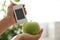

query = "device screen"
[{"left": 15, "top": 8, "right": 25, "bottom": 20}]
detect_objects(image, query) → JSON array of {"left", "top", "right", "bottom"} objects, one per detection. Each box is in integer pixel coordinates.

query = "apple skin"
[
  {"left": 23, "top": 22, "right": 40, "bottom": 35},
  {"left": 14, "top": 0, "right": 20, "bottom": 2}
]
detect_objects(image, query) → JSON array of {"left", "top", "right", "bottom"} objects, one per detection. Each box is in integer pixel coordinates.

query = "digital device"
[{"left": 13, "top": 5, "right": 27, "bottom": 24}]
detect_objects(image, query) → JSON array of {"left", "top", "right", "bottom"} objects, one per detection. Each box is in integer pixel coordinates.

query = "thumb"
[
  {"left": 35, "top": 28, "right": 43, "bottom": 39},
  {"left": 8, "top": 2, "right": 16, "bottom": 8}
]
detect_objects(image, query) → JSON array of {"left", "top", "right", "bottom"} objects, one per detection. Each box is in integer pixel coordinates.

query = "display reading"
[{"left": 15, "top": 8, "right": 25, "bottom": 20}]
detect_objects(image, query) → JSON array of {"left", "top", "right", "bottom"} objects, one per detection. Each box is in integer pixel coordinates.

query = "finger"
[
  {"left": 11, "top": 34, "right": 22, "bottom": 40},
  {"left": 21, "top": 33, "right": 33, "bottom": 40},
  {"left": 23, "top": 33, "right": 33, "bottom": 37},
  {"left": 35, "top": 28, "right": 43, "bottom": 39},
  {"left": 24, "top": 7, "right": 27, "bottom": 15},
  {"left": 10, "top": 1, "right": 16, "bottom": 6},
  {"left": 22, "top": 4, "right": 25, "bottom": 7},
  {"left": 22, "top": 4, "right": 27, "bottom": 15},
  {"left": 38, "top": 28, "right": 43, "bottom": 37},
  {"left": 39, "top": 28, "right": 43, "bottom": 35},
  {"left": 8, "top": 2, "right": 16, "bottom": 8}
]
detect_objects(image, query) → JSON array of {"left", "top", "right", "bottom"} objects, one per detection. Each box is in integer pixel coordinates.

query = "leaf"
[
  {"left": 0, "top": 8, "right": 6, "bottom": 13},
  {"left": 14, "top": 0, "right": 20, "bottom": 2},
  {"left": 2, "top": 1, "right": 6, "bottom": 7}
]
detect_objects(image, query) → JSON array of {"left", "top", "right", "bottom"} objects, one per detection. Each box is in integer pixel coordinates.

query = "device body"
[{"left": 13, "top": 5, "right": 27, "bottom": 24}]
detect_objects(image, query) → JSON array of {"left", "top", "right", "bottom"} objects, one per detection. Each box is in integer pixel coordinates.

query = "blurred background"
[{"left": 0, "top": 0, "right": 60, "bottom": 40}]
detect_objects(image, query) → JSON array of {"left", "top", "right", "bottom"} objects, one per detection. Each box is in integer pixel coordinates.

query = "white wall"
[
  {"left": 0, "top": 0, "right": 60, "bottom": 22},
  {"left": 55, "top": 22, "right": 60, "bottom": 40},
  {"left": 20, "top": 0, "right": 60, "bottom": 22},
  {"left": 48, "top": 22, "right": 55, "bottom": 40}
]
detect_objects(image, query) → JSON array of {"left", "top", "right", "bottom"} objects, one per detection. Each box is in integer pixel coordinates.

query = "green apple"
[
  {"left": 14, "top": 0, "right": 20, "bottom": 2},
  {"left": 23, "top": 22, "right": 40, "bottom": 35}
]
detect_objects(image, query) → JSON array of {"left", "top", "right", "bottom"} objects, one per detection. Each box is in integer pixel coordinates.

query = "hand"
[
  {"left": 7, "top": 2, "right": 27, "bottom": 24},
  {"left": 11, "top": 28, "right": 43, "bottom": 40}
]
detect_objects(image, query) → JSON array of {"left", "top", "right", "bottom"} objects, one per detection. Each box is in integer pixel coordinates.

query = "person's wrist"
[{"left": 7, "top": 15, "right": 16, "bottom": 25}]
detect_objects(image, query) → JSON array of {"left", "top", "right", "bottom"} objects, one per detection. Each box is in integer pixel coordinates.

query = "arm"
[
  {"left": 0, "top": 2, "right": 16, "bottom": 35},
  {"left": 0, "top": 16, "right": 15, "bottom": 35}
]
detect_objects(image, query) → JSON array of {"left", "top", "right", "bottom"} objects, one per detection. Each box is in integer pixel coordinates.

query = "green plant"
[
  {"left": 0, "top": 0, "right": 6, "bottom": 13},
  {"left": 0, "top": 24, "right": 22, "bottom": 40}
]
